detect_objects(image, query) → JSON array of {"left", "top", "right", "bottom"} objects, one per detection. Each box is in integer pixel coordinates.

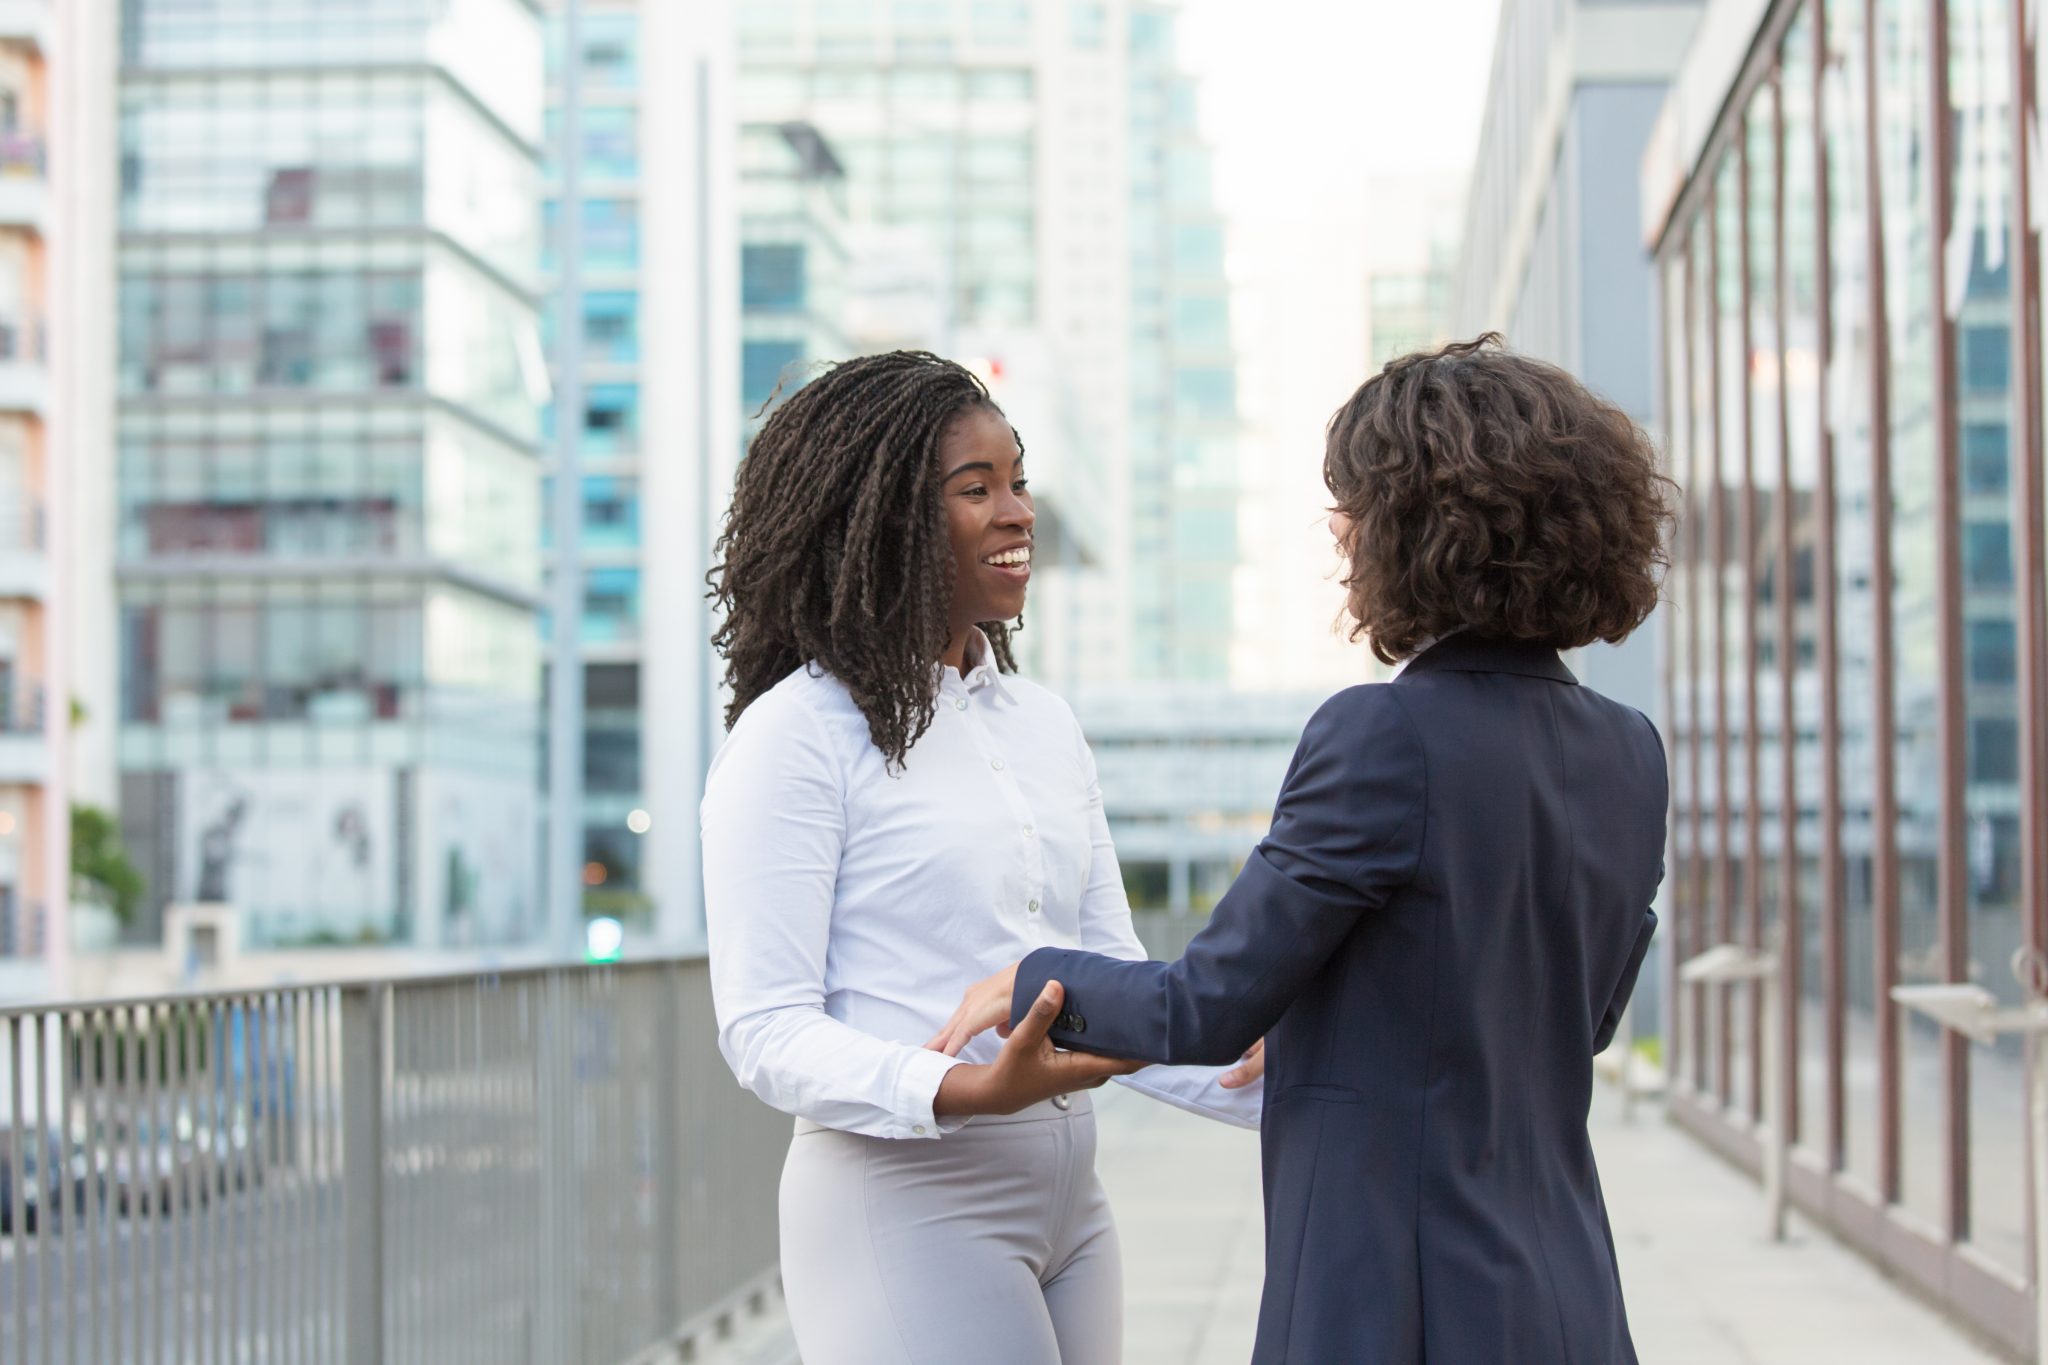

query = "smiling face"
[{"left": 940, "top": 404, "right": 1034, "bottom": 648}]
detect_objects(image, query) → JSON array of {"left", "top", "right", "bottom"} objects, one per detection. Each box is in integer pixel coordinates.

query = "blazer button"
[{"left": 1070, "top": 1015, "right": 1087, "bottom": 1034}]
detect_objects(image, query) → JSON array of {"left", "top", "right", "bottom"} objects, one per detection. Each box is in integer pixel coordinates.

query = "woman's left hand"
[
  {"left": 1219, "top": 1038, "right": 1265, "bottom": 1089},
  {"left": 926, "top": 962, "right": 1020, "bottom": 1056}
]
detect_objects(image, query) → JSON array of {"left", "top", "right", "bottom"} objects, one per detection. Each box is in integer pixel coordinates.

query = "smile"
[{"left": 982, "top": 548, "right": 1032, "bottom": 570}]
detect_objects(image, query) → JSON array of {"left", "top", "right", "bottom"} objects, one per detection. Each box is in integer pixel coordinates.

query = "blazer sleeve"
[
  {"left": 1010, "top": 684, "right": 1427, "bottom": 1067},
  {"left": 1593, "top": 907, "right": 1658, "bottom": 1055}
]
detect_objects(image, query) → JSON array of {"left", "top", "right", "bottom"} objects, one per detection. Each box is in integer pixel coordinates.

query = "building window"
[
  {"left": 583, "top": 567, "right": 641, "bottom": 643},
  {"left": 583, "top": 384, "right": 640, "bottom": 454},
  {"left": 1962, "top": 422, "right": 2009, "bottom": 494},
  {"left": 584, "top": 291, "right": 639, "bottom": 363},
  {"left": 743, "top": 339, "right": 805, "bottom": 411},
  {"left": 1963, "top": 521, "right": 2012, "bottom": 590},
  {"left": 1961, "top": 324, "right": 2010, "bottom": 393},
  {"left": 582, "top": 476, "right": 640, "bottom": 549},
  {"left": 742, "top": 244, "right": 807, "bottom": 313},
  {"left": 548, "top": 199, "right": 640, "bottom": 273},
  {"left": 1967, "top": 619, "right": 2016, "bottom": 685},
  {"left": 1969, "top": 717, "right": 2020, "bottom": 785}
]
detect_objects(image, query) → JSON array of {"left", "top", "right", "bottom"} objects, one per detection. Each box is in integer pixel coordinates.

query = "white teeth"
[{"left": 983, "top": 549, "right": 1032, "bottom": 567}]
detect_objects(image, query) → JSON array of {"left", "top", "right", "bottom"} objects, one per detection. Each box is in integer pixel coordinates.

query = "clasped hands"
[{"left": 923, "top": 962, "right": 1265, "bottom": 1119}]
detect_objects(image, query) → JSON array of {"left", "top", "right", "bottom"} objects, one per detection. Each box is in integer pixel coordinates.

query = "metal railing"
[{"left": 0, "top": 955, "right": 788, "bottom": 1364}]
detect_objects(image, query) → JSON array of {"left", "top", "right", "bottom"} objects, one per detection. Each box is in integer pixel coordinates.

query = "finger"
[
  {"left": 1004, "top": 981, "right": 1063, "bottom": 1052},
  {"left": 995, "top": 1022, "right": 1012, "bottom": 1039}
]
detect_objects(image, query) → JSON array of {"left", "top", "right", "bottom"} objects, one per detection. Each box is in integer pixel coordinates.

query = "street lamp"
[
  {"left": 1892, "top": 948, "right": 2048, "bottom": 1365},
  {"left": 1680, "top": 939, "right": 1786, "bottom": 1241}
]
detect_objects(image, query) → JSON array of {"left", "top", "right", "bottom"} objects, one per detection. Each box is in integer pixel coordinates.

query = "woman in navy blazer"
[{"left": 933, "top": 335, "right": 1675, "bottom": 1364}]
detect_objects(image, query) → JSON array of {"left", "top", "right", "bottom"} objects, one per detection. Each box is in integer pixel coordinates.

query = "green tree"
[{"left": 71, "top": 804, "right": 145, "bottom": 926}]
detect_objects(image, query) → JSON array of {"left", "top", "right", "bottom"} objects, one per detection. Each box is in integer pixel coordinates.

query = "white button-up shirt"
[{"left": 703, "top": 647, "right": 1263, "bottom": 1140}]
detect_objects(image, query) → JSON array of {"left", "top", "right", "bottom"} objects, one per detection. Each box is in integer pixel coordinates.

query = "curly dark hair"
[
  {"left": 709, "top": 350, "right": 1021, "bottom": 767},
  {"left": 1325, "top": 334, "right": 1675, "bottom": 665}
]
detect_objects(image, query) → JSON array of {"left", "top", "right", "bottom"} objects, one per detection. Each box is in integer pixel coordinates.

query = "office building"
[
  {"left": 115, "top": 0, "right": 547, "bottom": 949},
  {"left": 542, "top": 0, "right": 736, "bottom": 944},
  {"left": 736, "top": 1, "right": 1235, "bottom": 686},
  {"left": 1456, "top": 0, "right": 1704, "bottom": 717},
  {"left": 1644, "top": 0, "right": 2040, "bottom": 1350}
]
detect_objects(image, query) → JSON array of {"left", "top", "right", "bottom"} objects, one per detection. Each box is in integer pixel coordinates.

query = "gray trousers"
[{"left": 779, "top": 1094, "right": 1122, "bottom": 1365}]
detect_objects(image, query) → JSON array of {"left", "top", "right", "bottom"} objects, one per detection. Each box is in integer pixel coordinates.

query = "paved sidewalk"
[
  {"left": 713, "top": 1078, "right": 2012, "bottom": 1364},
  {"left": 1097, "top": 1080, "right": 2011, "bottom": 1365}
]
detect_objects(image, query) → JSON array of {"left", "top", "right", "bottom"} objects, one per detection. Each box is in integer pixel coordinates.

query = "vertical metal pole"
[
  {"left": 1765, "top": 960, "right": 1789, "bottom": 1241},
  {"left": 549, "top": 0, "right": 589, "bottom": 962},
  {"left": 654, "top": 961, "right": 683, "bottom": 1335},
  {"left": 2029, "top": 1027, "right": 2048, "bottom": 1365},
  {"left": 340, "top": 986, "right": 386, "bottom": 1365}
]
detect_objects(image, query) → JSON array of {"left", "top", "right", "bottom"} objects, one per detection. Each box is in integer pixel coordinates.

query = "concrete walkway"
[
  {"left": 710, "top": 1078, "right": 2012, "bottom": 1364},
  {"left": 1098, "top": 1080, "right": 2012, "bottom": 1365}
]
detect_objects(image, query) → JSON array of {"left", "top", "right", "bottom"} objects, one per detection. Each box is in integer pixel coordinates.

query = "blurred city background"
[{"left": 0, "top": 0, "right": 2038, "bottom": 1361}]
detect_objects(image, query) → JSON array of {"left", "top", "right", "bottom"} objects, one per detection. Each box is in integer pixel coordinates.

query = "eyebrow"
[{"left": 942, "top": 461, "right": 996, "bottom": 484}]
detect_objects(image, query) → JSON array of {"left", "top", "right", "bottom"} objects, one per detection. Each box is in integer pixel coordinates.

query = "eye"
[
  {"left": 1012, "top": 477, "right": 1030, "bottom": 492},
  {"left": 958, "top": 483, "right": 988, "bottom": 498}
]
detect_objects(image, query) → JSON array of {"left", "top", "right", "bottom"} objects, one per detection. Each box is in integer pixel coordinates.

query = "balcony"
[
  {"left": 0, "top": 675, "right": 44, "bottom": 782},
  {"left": 0, "top": 312, "right": 46, "bottom": 413},
  {"left": 0, "top": 3, "right": 49, "bottom": 54},
  {"left": 0, "top": 130, "right": 46, "bottom": 233},
  {"left": 0, "top": 490, "right": 46, "bottom": 598}
]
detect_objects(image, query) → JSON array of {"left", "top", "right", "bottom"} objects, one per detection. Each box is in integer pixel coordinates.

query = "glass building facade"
[
  {"left": 116, "top": 0, "right": 546, "bottom": 949},
  {"left": 1651, "top": 0, "right": 2043, "bottom": 1350},
  {"left": 1128, "top": 3, "right": 1236, "bottom": 683},
  {"left": 735, "top": 1, "right": 1237, "bottom": 685}
]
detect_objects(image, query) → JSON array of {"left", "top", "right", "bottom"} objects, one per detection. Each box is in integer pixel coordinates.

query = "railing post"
[
  {"left": 655, "top": 960, "right": 685, "bottom": 1335},
  {"left": 534, "top": 968, "right": 575, "bottom": 1362},
  {"left": 339, "top": 984, "right": 387, "bottom": 1365}
]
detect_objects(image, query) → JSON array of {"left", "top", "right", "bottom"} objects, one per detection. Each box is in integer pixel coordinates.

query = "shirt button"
[
  {"left": 1022, "top": 825, "right": 1035, "bottom": 838},
  {"left": 954, "top": 698, "right": 968, "bottom": 711},
  {"left": 1027, "top": 899, "right": 1040, "bottom": 914},
  {"left": 991, "top": 757, "right": 1006, "bottom": 771},
  {"left": 913, "top": 1125, "right": 927, "bottom": 1136}
]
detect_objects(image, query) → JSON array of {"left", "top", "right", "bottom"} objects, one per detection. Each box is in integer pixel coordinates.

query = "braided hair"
[{"left": 709, "top": 350, "right": 1023, "bottom": 768}]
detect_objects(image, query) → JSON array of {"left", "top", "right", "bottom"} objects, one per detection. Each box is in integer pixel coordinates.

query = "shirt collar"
[{"left": 939, "top": 628, "right": 1013, "bottom": 700}]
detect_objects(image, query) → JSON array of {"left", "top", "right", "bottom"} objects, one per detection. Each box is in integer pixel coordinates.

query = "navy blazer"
[{"left": 1012, "top": 634, "right": 1666, "bottom": 1365}]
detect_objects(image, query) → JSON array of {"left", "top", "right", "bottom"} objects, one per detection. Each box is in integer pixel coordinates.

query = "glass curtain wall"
[{"left": 1656, "top": 0, "right": 2045, "bottom": 1347}]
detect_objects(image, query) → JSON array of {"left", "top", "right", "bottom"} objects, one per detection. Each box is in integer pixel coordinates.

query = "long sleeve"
[
  {"left": 1066, "top": 726, "right": 1264, "bottom": 1128},
  {"left": 703, "top": 690, "right": 963, "bottom": 1139},
  {"left": 1593, "top": 907, "right": 1657, "bottom": 1054},
  {"left": 1014, "top": 685, "right": 1428, "bottom": 1067}
]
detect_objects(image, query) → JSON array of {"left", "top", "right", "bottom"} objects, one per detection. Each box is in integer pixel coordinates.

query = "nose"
[{"left": 999, "top": 483, "right": 1036, "bottom": 532}]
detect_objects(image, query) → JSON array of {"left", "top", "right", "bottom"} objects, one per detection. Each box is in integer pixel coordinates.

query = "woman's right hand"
[{"left": 933, "top": 981, "right": 1141, "bottom": 1117}]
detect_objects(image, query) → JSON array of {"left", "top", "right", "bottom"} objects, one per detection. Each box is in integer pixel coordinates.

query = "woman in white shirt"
[{"left": 702, "top": 351, "right": 1262, "bottom": 1365}]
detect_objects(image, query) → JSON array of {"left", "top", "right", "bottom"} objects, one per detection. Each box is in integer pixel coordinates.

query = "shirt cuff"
[{"left": 897, "top": 1045, "right": 969, "bottom": 1138}]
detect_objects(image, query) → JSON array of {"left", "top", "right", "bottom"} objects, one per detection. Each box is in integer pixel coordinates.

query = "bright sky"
[{"left": 1173, "top": 0, "right": 1502, "bottom": 689}]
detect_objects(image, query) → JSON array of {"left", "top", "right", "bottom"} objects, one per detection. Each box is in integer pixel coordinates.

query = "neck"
[{"left": 942, "top": 627, "right": 979, "bottom": 675}]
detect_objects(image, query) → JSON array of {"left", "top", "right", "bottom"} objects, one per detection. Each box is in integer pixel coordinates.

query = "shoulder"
[
  {"left": 1302, "top": 682, "right": 1424, "bottom": 758},
  {"left": 997, "top": 671, "right": 1085, "bottom": 736},
  {"left": 716, "top": 666, "right": 866, "bottom": 772}
]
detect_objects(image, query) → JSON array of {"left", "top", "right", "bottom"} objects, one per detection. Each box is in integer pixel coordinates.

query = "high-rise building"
[
  {"left": 735, "top": 1, "right": 1233, "bottom": 687},
  {"left": 1126, "top": 2, "right": 1237, "bottom": 684},
  {"left": 541, "top": 0, "right": 735, "bottom": 944},
  {"left": 114, "top": 0, "right": 547, "bottom": 950},
  {"left": 0, "top": 0, "right": 107, "bottom": 994},
  {"left": 740, "top": 120, "right": 851, "bottom": 428},
  {"left": 1455, "top": 0, "right": 1704, "bottom": 717}
]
